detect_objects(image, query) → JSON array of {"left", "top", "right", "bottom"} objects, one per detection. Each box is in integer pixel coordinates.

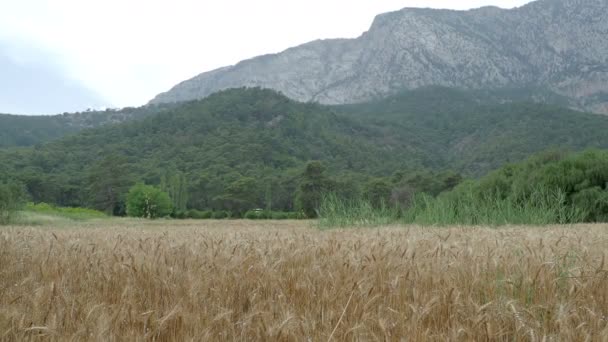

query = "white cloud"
[{"left": 0, "top": 0, "right": 534, "bottom": 110}]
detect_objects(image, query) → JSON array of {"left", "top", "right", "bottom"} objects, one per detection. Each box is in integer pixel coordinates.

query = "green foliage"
[
  {"left": 295, "top": 161, "right": 334, "bottom": 218},
  {"left": 186, "top": 209, "right": 213, "bottom": 219},
  {"left": 363, "top": 178, "right": 392, "bottom": 208},
  {"left": 24, "top": 202, "right": 107, "bottom": 221},
  {"left": 270, "top": 211, "right": 289, "bottom": 220},
  {"left": 126, "top": 183, "right": 173, "bottom": 219},
  {"left": 88, "top": 154, "right": 133, "bottom": 215},
  {"left": 403, "top": 187, "right": 586, "bottom": 226},
  {"left": 0, "top": 180, "right": 26, "bottom": 224},
  {"left": 2, "top": 87, "right": 608, "bottom": 216},
  {"left": 161, "top": 168, "right": 189, "bottom": 213},
  {"left": 319, "top": 150, "right": 608, "bottom": 228},
  {"left": 318, "top": 193, "right": 401, "bottom": 228},
  {"left": 465, "top": 149, "right": 608, "bottom": 222},
  {"left": 214, "top": 177, "right": 260, "bottom": 215},
  {"left": 211, "top": 210, "right": 231, "bottom": 219},
  {"left": 244, "top": 210, "right": 266, "bottom": 220},
  {"left": 0, "top": 106, "right": 169, "bottom": 148},
  {"left": 242, "top": 209, "right": 301, "bottom": 220}
]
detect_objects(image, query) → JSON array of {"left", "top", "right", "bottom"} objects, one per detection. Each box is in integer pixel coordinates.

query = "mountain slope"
[
  {"left": 0, "top": 106, "right": 172, "bottom": 148},
  {"left": 0, "top": 88, "right": 420, "bottom": 209},
  {"left": 2, "top": 87, "right": 608, "bottom": 212},
  {"left": 339, "top": 87, "right": 608, "bottom": 175},
  {"left": 150, "top": 0, "right": 608, "bottom": 114}
]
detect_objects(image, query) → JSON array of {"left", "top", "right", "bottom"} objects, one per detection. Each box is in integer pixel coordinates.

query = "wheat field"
[{"left": 1, "top": 220, "right": 608, "bottom": 341}]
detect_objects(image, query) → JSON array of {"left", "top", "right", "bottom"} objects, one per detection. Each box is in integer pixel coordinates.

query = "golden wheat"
[{"left": 1, "top": 220, "right": 608, "bottom": 341}]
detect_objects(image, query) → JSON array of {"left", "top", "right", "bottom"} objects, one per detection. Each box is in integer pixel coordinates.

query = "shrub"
[
  {"left": 287, "top": 211, "right": 307, "bottom": 220},
  {"left": 0, "top": 181, "right": 26, "bottom": 225},
  {"left": 271, "top": 212, "right": 289, "bottom": 220},
  {"left": 318, "top": 150, "right": 608, "bottom": 228},
  {"left": 244, "top": 210, "right": 260, "bottom": 219},
  {"left": 211, "top": 210, "right": 230, "bottom": 219},
  {"left": 126, "top": 183, "right": 173, "bottom": 219},
  {"left": 172, "top": 210, "right": 188, "bottom": 219},
  {"left": 295, "top": 161, "right": 334, "bottom": 218},
  {"left": 187, "top": 209, "right": 212, "bottom": 219},
  {"left": 244, "top": 209, "right": 271, "bottom": 219}
]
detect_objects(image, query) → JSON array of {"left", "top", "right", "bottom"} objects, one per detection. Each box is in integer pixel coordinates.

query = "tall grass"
[
  {"left": 319, "top": 188, "right": 587, "bottom": 228},
  {"left": 318, "top": 193, "right": 400, "bottom": 228},
  {"left": 404, "top": 187, "right": 587, "bottom": 226}
]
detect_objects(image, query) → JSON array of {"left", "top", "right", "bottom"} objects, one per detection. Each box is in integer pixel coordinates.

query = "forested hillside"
[
  {"left": 0, "top": 105, "right": 170, "bottom": 147},
  {"left": 0, "top": 88, "right": 418, "bottom": 214},
  {"left": 2, "top": 87, "right": 608, "bottom": 216},
  {"left": 340, "top": 87, "right": 608, "bottom": 174}
]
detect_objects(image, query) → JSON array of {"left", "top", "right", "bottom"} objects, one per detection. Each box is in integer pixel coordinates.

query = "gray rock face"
[{"left": 150, "top": 0, "right": 608, "bottom": 113}]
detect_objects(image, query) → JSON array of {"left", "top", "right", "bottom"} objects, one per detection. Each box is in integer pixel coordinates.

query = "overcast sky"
[{"left": 0, "top": 0, "right": 534, "bottom": 114}]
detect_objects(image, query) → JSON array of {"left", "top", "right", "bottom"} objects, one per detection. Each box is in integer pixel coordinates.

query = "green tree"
[
  {"left": 188, "top": 175, "right": 211, "bottom": 210},
  {"left": 213, "top": 176, "right": 260, "bottom": 215},
  {"left": 126, "top": 183, "right": 172, "bottom": 219},
  {"left": 88, "top": 154, "right": 133, "bottom": 215},
  {"left": 0, "top": 180, "right": 26, "bottom": 225},
  {"left": 160, "top": 168, "right": 188, "bottom": 213},
  {"left": 295, "top": 161, "right": 333, "bottom": 218},
  {"left": 364, "top": 178, "right": 392, "bottom": 208}
]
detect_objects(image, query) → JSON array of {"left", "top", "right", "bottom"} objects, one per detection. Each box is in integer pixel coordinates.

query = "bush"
[
  {"left": 0, "top": 181, "right": 26, "bottom": 225},
  {"left": 287, "top": 211, "right": 307, "bottom": 220},
  {"left": 295, "top": 161, "right": 334, "bottom": 218},
  {"left": 243, "top": 210, "right": 302, "bottom": 220},
  {"left": 172, "top": 210, "right": 188, "bottom": 219},
  {"left": 211, "top": 210, "right": 230, "bottom": 219},
  {"left": 187, "top": 209, "right": 212, "bottom": 219},
  {"left": 244, "top": 210, "right": 260, "bottom": 219},
  {"left": 126, "top": 183, "right": 173, "bottom": 219},
  {"left": 318, "top": 150, "right": 608, "bottom": 228},
  {"left": 271, "top": 212, "right": 289, "bottom": 220},
  {"left": 244, "top": 209, "right": 269, "bottom": 219}
]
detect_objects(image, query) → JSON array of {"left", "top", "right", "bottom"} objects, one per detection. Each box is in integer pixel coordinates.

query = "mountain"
[
  {"left": 149, "top": 0, "right": 608, "bottom": 114},
  {"left": 338, "top": 86, "right": 608, "bottom": 175},
  {"left": 0, "top": 106, "right": 172, "bottom": 148},
  {"left": 0, "top": 85, "right": 569, "bottom": 149},
  {"left": 0, "top": 88, "right": 412, "bottom": 210},
  {"left": 2, "top": 87, "right": 608, "bottom": 212}
]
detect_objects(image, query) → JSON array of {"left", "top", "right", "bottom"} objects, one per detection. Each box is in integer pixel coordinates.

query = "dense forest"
[
  {"left": 0, "top": 105, "right": 170, "bottom": 147},
  {"left": 1, "top": 87, "right": 608, "bottom": 218}
]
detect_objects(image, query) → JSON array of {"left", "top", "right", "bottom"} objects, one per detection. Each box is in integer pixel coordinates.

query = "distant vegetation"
[
  {"left": 0, "top": 106, "right": 170, "bottom": 148},
  {"left": 1, "top": 87, "right": 608, "bottom": 222},
  {"left": 320, "top": 149, "right": 608, "bottom": 227},
  {"left": 0, "top": 180, "right": 25, "bottom": 224},
  {"left": 24, "top": 202, "right": 107, "bottom": 221},
  {"left": 126, "top": 183, "right": 173, "bottom": 219}
]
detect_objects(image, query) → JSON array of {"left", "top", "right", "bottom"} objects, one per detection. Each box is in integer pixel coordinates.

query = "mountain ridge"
[{"left": 149, "top": 0, "right": 608, "bottom": 114}]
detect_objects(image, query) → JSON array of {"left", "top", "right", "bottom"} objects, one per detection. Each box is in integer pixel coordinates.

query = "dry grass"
[{"left": 1, "top": 220, "right": 608, "bottom": 341}]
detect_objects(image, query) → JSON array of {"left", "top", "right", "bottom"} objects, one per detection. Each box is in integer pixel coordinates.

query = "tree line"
[{"left": 2, "top": 87, "right": 608, "bottom": 222}]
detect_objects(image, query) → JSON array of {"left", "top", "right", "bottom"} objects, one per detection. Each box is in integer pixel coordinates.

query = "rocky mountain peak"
[{"left": 150, "top": 0, "right": 608, "bottom": 114}]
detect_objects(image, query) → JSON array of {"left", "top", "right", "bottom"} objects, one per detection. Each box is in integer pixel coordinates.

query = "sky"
[{"left": 0, "top": 0, "right": 533, "bottom": 114}]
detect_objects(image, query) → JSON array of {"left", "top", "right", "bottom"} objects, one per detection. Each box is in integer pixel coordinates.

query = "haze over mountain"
[
  {"left": 0, "top": 42, "right": 108, "bottom": 115},
  {"left": 150, "top": 0, "right": 608, "bottom": 114}
]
